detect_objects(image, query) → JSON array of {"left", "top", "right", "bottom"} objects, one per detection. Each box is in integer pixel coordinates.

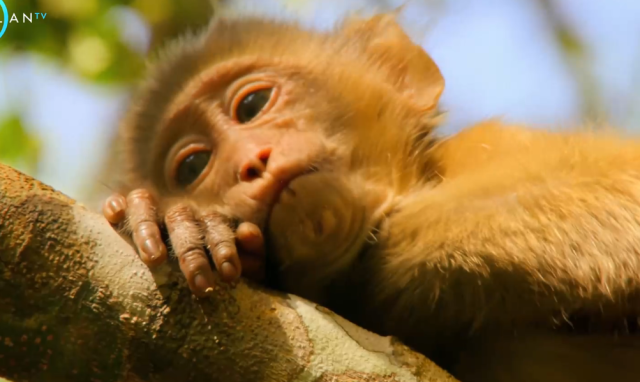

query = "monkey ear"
[{"left": 340, "top": 13, "right": 444, "bottom": 113}]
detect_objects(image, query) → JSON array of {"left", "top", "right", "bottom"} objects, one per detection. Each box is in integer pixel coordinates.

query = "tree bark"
[{"left": 0, "top": 164, "right": 457, "bottom": 382}]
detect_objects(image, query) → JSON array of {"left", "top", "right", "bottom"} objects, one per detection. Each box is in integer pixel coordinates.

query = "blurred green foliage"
[
  {"left": 0, "top": 115, "right": 40, "bottom": 173},
  {"left": 1, "top": 0, "right": 212, "bottom": 83},
  {"left": 0, "top": 0, "right": 212, "bottom": 173}
]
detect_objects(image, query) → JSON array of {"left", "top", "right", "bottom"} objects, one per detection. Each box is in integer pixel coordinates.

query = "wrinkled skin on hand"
[{"left": 103, "top": 190, "right": 267, "bottom": 296}]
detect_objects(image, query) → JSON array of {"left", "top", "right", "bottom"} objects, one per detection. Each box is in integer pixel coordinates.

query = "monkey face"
[
  {"left": 149, "top": 61, "right": 360, "bottom": 216},
  {"left": 115, "top": 17, "right": 443, "bottom": 298},
  {"left": 150, "top": 59, "right": 398, "bottom": 275},
  {"left": 120, "top": 55, "right": 404, "bottom": 301}
]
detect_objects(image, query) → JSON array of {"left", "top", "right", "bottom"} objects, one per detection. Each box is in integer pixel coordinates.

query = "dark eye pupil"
[
  {"left": 236, "top": 88, "right": 272, "bottom": 123},
  {"left": 175, "top": 151, "right": 211, "bottom": 188}
]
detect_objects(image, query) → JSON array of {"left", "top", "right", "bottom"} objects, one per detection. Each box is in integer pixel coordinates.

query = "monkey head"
[{"left": 114, "top": 14, "right": 445, "bottom": 298}]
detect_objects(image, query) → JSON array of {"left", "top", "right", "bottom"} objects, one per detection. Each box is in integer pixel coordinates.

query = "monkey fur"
[{"left": 103, "top": 14, "right": 640, "bottom": 382}]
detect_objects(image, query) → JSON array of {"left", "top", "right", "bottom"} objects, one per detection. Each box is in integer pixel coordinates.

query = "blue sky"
[{"left": 1, "top": 0, "right": 639, "bottom": 202}]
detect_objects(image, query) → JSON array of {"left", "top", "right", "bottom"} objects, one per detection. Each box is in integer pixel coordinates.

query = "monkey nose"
[{"left": 238, "top": 148, "right": 272, "bottom": 182}]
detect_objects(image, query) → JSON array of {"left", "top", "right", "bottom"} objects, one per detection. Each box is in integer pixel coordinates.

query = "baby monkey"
[{"left": 104, "top": 14, "right": 640, "bottom": 382}]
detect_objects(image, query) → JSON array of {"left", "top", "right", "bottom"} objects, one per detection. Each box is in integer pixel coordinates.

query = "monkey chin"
[{"left": 266, "top": 172, "right": 372, "bottom": 298}]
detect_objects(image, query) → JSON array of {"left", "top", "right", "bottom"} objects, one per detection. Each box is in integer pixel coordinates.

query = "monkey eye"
[
  {"left": 231, "top": 85, "right": 274, "bottom": 124},
  {"left": 173, "top": 149, "right": 212, "bottom": 188}
]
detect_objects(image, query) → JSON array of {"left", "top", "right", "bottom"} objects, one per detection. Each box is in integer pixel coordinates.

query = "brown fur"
[
  {"left": 106, "top": 14, "right": 640, "bottom": 382},
  {"left": 342, "top": 121, "right": 640, "bottom": 379}
]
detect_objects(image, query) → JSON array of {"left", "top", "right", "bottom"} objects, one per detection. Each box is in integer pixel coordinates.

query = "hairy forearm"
[{"left": 374, "top": 125, "right": 640, "bottom": 334}]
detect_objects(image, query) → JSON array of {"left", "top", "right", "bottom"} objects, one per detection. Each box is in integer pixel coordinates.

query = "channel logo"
[
  {"left": 0, "top": 3, "right": 48, "bottom": 39},
  {"left": 0, "top": 0, "right": 7, "bottom": 39}
]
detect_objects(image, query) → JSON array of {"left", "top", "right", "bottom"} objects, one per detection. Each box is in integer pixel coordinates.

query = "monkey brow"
[
  {"left": 172, "top": 58, "right": 271, "bottom": 110},
  {"left": 150, "top": 101, "right": 217, "bottom": 166}
]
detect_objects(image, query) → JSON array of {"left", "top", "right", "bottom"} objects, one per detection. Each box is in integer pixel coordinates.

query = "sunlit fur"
[
  {"left": 107, "top": 14, "right": 640, "bottom": 382},
  {"left": 366, "top": 122, "right": 640, "bottom": 380}
]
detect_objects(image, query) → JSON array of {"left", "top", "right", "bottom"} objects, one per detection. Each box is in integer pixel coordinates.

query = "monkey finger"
[
  {"left": 201, "top": 213, "right": 242, "bottom": 283},
  {"left": 165, "top": 205, "right": 215, "bottom": 296},
  {"left": 126, "top": 189, "right": 167, "bottom": 267},
  {"left": 103, "top": 193, "right": 127, "bottom": 225},
  {"left": 236, "top": 222, "right": 266, "bottom": 282},
  {"left": 236, "top": 222, "right": 266, "bottom": 258}
]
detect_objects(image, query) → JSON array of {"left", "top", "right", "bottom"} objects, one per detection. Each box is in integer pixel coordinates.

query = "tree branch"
[{"left": 0, "top": 164, "right": 456, "bottom": 382}]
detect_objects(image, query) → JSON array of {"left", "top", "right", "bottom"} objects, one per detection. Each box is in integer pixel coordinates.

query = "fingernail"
[
  {"left": 109, "top": 198, "right": 124, "bottom": 213},
  {"left": 244, "top": 223, "right": 261, "bottom": 237},
  {"left": 142, "top": 239, "right": 160, "bottom": 261},
  {"left": 194, "top": 274, "right": 214, "bottom": 293},
  {"left": 220, "top": 262, "right": 237, "bottom": 281}
]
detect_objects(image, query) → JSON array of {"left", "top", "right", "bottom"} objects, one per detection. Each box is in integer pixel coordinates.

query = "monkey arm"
[{"left": 374, "top": 122, "right": 640, "bottom": 334}]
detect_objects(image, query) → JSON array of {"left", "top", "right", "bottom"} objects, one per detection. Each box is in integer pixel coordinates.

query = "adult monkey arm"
[{"left": 374, "top": 122, "right": 640, "bottom": 342}]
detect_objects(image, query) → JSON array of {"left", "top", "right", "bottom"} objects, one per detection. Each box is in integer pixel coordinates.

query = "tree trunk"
[{"left": 0, "top": 164, "right": 457, "bottom": 382}]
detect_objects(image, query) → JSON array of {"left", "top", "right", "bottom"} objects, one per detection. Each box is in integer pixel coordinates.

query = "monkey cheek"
[{"left": 267, "top": 173, "right": 368, "bottom": 283}]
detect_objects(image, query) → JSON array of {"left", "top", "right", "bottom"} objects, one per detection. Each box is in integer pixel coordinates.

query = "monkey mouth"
[
  {"left": 263, "top": 167, "right": 320, "bottom": 223},
  {"left": 271, "top": 168, "right": 319, "bottom": 203}
]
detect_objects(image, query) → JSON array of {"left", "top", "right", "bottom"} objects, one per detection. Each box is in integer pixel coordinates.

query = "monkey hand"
[{"left": 102, "top": 189, "right": 266, "bottom": 297}]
